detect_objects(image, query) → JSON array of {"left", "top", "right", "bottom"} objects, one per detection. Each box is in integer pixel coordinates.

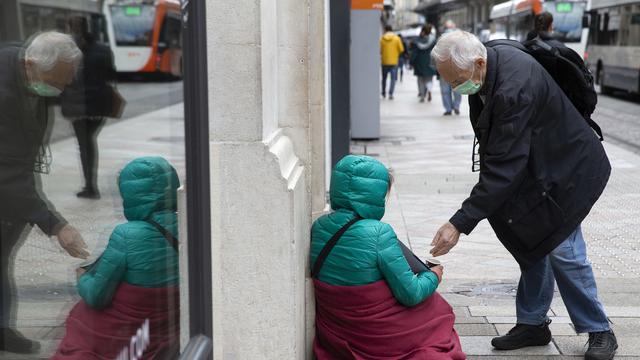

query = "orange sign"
[{"left": 351, "top": 0, "right": 384, "bottom": 10}]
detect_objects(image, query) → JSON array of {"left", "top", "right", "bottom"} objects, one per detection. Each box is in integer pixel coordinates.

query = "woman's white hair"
[
  {"left": 25, "top": 31, "right": 82, "bottom": 73},
  {"left": 431, "top": 30, "right": 487, "bottom": 71}
]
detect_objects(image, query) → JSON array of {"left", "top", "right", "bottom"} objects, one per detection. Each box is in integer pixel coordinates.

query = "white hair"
[
  {"left": 431, "top": 30, "right": 487, "bottom": 71},
  {"left": 25, "top": 31, "right": 82, "bottom": 73}
]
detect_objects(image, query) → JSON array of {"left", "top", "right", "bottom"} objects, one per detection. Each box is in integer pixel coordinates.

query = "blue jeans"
[
  {"left": 516, "top": 226, "right": 610, "bottom": 333},
  {"left": 439, "top": 81, "right": 461, "bottom": 112},
  {"left": 381, "top": 65, "right": 398, "bottom": 96}
]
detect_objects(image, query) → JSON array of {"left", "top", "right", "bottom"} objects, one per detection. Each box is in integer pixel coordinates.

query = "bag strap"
[
  {"left": 311, "top": 216, "right": 361, "bottom": 278},
  {"left": 146, "top": 219, "right": 179, "bottom": 252}
]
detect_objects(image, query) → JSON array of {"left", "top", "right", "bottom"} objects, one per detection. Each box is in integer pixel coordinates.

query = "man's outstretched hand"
[
  {"left": 430, "top": 222, "right": 460, "bottom": 257},
  {"left": 56, "top": 224, "right": 90, "bottom": 259}
]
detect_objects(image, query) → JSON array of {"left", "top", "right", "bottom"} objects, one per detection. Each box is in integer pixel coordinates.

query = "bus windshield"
[
  {"left": 109, "top": 4, "right": 156, "bottom": 46},
  {"left": 544, "top": 1, "right": 586, "bottom": 42}
]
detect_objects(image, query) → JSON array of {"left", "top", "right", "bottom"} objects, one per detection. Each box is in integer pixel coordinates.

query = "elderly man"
[
  {"left": 429, "top": 31, "right": 616, "bottom": 360},
  {"left": 0, "top": 31, "right": 89, "bottom": 354}
]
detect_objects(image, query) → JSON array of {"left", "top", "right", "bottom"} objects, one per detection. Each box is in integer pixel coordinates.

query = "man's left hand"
[{"left": 430, "top": 222, "right": 461, "bottom": 257}]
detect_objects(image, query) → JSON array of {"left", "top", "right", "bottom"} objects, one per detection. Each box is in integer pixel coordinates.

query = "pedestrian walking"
[
  {"left": 438, "top": 20, "right": 461, "bottom": 115},
  {"left": 311, "top": 155, "right": 465, "bottom": 360},
  {"left": 0, "top": 32, "right": 89, "bottom": 354},
  {"left": 410, "top": 24, "right": 437, "bottom": 103},
  {"left": 429, "top": 30, "right": 617, "bottom": 360},
  {"left": 380, "top": 25, "right": 404, "bottom": 100},
  {"left": 61, "top": 17, "right": 118, "bottom": 200}
]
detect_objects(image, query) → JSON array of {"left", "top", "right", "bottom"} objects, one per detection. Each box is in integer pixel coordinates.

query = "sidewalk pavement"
[
  {"left": 1, "top": 104, "right": 185, "bottom": 359},
  {"left": 352, "top": 73, "right": 640, "bottom": 359}
]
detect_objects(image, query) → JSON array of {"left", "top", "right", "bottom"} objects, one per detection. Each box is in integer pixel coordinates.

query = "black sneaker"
[
  {"left": 586, "top": 331, "right": 617, "bottom": 360},
  {"left": 0, "top": 328, "right": 40, "bottom": 354},
  {"left": 491, "top": 320, "right": 552, "bottom": 350},
  {"left": 382, "top": 93, "right": 386, "bottom": 99},
  {"left": 454, "top": 109, "right": 460, "bottom": 115},
  {"left": 443, "top": 111, "right": 452, "bottom": 116},
  {"left": 389, "top": 95, "right": 394, "bottom": 100}
]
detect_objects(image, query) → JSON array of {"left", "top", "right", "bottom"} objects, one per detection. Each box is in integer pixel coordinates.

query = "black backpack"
[{"left": 485, "top": 37, "right": 603, "bottom": 141}]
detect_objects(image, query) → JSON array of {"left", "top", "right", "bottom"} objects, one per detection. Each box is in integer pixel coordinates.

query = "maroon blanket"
[
  {"left": 314, "top": 279, "right": 466, "bottom": 360},
  {"left": 51, "top": 283, "right": 179, "bottom": 360}
]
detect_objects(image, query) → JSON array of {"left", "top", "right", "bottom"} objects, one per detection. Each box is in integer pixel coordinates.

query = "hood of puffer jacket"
[
  {"left": 382, "top": 32, "right": 396, "bottom": 42},
  {"left": 119, "top": 156, "right": 180, "bottom": 221},
  {"left": 330, "top": 155, "right": 390, "bottom": 220}
]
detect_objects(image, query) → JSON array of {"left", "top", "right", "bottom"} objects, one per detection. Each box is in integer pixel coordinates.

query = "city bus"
[
  {"left": 586, "top": 0, "right": 640, "bottom": 94},
  {"left": 489, "top": 0, "right": 590, "bottom": 57},
  {"left": 103, "top": 0, "right": 182, "bottom": 77}
]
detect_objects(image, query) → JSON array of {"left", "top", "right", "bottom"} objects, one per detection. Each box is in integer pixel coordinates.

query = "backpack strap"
[
  {"left": 146, "top": 219, "right": 179, "bottom": 252},
  {"left": 311, "top": 216, "right": 362, "bottom": 278}
]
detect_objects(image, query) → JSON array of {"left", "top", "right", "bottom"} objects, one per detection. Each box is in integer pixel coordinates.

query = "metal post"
[
  {"left": 330, "top": 0, "right": 351, "bottom": 167},
  {"left": 181, "top": 0, "right": 213, "bottom": 357}
]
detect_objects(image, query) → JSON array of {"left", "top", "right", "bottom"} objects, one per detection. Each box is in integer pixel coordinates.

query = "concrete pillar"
[{"left": 207, "top": 0, "right": 327, "bottom": 358}]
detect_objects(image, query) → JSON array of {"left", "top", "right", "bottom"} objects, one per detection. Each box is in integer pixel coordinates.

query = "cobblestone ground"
[{"left": 352, "top": 74, "right": 640, "bottom": 359}]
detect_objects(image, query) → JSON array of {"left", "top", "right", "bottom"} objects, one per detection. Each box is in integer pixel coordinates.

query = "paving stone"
[
  {"left": 455, "top": 323, "right": 498, "bottom": 336},
  {"left": 460, "top": 336, "right": 560, "bottom": 355},
  {"left": 468, "top": 305, "right": 518, "bottom": 317},
  {"left": 610, "top": 317, "right": 640, "bottom": 336}
]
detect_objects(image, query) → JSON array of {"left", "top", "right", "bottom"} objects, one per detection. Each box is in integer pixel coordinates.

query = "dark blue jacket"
[{"left": 450, "top": 44, "right": 611, "bottom": 269}]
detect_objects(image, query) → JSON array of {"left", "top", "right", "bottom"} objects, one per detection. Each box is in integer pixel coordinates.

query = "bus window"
[
  {"left": 599, "top": 10, "right": 620, "bottom": 45},
  {"left": 545, "top": 1, "right": 586, "bottom": 42},
  {"left": 159, "top": 16, "right": 182, "bottom": 50},
  {"left": 619, "top": 5, "right": 640, "bottom": 46},
  {"left": 109, "top": 4, "right": 156, "bottom": 46}
]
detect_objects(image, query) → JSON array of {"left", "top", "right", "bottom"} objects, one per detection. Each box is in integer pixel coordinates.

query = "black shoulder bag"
[{"left": 311, "top": 217, "right": 361, "bottom": 278}]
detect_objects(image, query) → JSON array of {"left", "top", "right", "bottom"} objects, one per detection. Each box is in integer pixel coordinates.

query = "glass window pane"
[{"left": 0, "top": 0, "right": 186, "bottom": 358}]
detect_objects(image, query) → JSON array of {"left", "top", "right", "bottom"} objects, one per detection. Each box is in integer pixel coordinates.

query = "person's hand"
[
  {"left": 430, "top": 265, "right": 444, "bottom": 283},
  {"left": 56, "top": 224, "right": 90, "bottom": 259},
  {"left": 76, "top": 267, "right": 87, "bottom": 279},
  {"left": 430, "top": 222, "right": 460, "bottom": 257}
]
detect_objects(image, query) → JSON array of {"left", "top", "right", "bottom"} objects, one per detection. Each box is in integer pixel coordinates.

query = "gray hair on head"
[
  {"left": 431, "top": 30, "right": 487, "bottom": 71},
  {"left": 25, "top": 31, "right": 82, "bottom": 73}
]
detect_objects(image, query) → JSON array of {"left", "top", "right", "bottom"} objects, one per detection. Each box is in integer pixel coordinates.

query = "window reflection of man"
[{"left": 0, "top": 32, "right": 90, "bottom": 354}]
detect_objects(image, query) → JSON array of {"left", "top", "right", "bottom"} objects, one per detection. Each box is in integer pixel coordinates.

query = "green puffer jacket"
[
  {"left": 310, "top": 155, "right": 439, "bottom": 307},
  {"left": 78, "top": 157, "right": 180, "bottom": 309}
]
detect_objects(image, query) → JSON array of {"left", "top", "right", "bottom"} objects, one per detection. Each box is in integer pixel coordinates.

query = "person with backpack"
[
  {"left": 429, "top": 31, "right": 616, "bottom": 360},
  {"left": 410, "top": 24, "right": 437, "bottom": 103},
  {"left": 51, "top": 157, "right": 180, "bottom": 359}
]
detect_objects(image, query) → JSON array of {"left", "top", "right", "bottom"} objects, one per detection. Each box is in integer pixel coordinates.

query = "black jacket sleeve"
[
  {"left": 450, "top": 89, "right": 535, "bottom": 234},
  {"left": 0, "top": 169, "right": 66, "bottom": 236}
]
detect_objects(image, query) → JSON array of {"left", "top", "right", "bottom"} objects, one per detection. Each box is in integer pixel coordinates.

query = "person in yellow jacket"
[{"left": 380, "top": 25, "right": 404, "bottom": 100}]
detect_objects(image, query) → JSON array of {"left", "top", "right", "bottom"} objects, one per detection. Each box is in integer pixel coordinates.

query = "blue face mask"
[
  {"left": 28, "top": 82, "right": 62, "bottom": 97},
  {"left": 453, "top": 67, "right": 482, "bottom": 95}
]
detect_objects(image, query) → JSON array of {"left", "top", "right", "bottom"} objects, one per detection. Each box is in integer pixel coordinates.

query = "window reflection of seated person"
[{"left": 52, "top": 157, "right": 180, "bottom": 360}]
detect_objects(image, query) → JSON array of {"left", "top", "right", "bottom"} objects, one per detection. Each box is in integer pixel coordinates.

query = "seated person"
[
  {"left": 51, "top": 157, "right": 180, "bottom": 360},
  {"left": 311, "top": 155, "right": 466, "bottom": 359}
]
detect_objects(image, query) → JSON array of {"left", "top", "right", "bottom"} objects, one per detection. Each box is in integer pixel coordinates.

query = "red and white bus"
[{"left": 103, "top": 0, "right": 182, "bottom": 77}]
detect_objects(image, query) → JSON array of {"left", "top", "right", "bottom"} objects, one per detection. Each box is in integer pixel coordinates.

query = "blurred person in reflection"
[
  {"left": 438, "top": 20, "right": 462, "bottom": 115},
  {"left": 0, "top": 31, "right": 89, "bottom": 354},
  {"left": 380, "top": 25, "right": 404, "bottom": 100},
  {"left": 52, "top": 157, "right": 180, "bottom": 360},
  {"left": 61, "top": 17, "right": 117, "bottom": 200},
  {"left": 410, "top": 24, "right": 437, "bottom": 103},
  {"left": 310, "top": 155, "right": 465, "bottom": 359}
]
